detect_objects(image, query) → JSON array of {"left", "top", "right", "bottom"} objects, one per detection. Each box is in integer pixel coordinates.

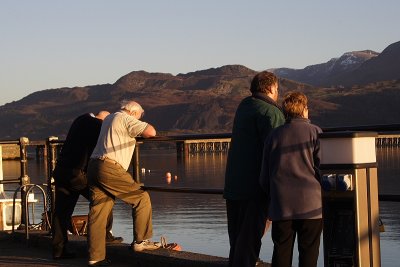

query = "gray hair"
[{"left": 120, "top": 100, "right": 144, "bottom": 113}]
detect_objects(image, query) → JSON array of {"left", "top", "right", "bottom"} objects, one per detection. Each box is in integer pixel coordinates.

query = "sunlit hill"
[{"left": 0, "top": 41, "right": 400, "bottom": 140}]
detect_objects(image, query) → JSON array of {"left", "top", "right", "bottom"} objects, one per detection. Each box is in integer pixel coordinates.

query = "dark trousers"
[
  {"left": 271, "top": 219, "right": 323, "bottom": 267},
  {"left": 52, "top": 166, "right": 113, "bottom": 256},
  {"left": 226, "top": 196, "right": 268, "bottom": 267}
]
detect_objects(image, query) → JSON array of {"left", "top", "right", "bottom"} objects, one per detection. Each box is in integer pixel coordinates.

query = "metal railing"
[
  {"left": 1, "top": 123, "right": 400, "bottom": 237},
  {"left": 44, "top": 132, "right": 400, "bottom": 201},
  {"left": 134, "top": 129, "right": 400, "bottom": 202},
  {"left": 0, "top": 138, "right": 50, "bottom": 238}
]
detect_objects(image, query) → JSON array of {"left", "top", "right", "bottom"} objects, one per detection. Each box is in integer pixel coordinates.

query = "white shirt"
[{"left": 91, "top": 111, "right": 148, "bottom": 170}]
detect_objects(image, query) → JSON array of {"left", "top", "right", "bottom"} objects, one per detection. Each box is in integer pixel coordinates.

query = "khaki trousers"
[{"left": 87, "top": 159, "right": 153, "bottom": 261}]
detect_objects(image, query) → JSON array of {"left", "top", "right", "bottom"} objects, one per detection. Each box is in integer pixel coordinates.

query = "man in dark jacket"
[
  {"left": 224, "top": 71, "right": 285, "bottom": 267},
  {"left": 52, "top": 111, "right": 122, "bottom": 260}
]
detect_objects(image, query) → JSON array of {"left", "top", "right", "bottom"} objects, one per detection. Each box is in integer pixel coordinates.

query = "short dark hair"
[
  {"left": 250, "top": 71, "right": 278, "bottom": 94},
  {"left": 282, "top": 91, "right": 308, "bottom": 118}
]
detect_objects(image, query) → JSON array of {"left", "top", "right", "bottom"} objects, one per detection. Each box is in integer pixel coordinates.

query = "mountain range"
[
  {"left": 270, "top": 41, "right": 400, "bottom": 87},
  {"left": 0, "top": 41, "right": 400, "bottom": 140},
  {"left": 270, "top": 50, "right": 379, "bottom": 87}
]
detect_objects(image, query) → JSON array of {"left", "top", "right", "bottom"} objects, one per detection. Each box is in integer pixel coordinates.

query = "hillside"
[
  {"left": 271, "top": 50, "right": 378, "bottom": 87},
  {"left": 0, "top": 65, "right": 258, "bottom": 139},
  {"left": 271, "top": 40, "right": 400, "bottom": 88},
  {"left": 337, "top": 41, "right": 400, "bottom": 86},
  {"left": 1, "top": 39, "right": 400, "bottom": 140},
  {"left": 0, "top": 65, "right": 324, "bottom": 139}
]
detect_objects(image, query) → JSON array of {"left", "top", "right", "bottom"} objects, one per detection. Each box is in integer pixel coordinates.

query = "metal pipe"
[
  {"left": 321, "top": 123, "right": 400, "bottom": 133},
  {"left": 142, "top": 185, "right": 223, "bottom": 195},
  {"left": 0, "top": 140, "right": 20, "bottom": 145},
  {"left": 0, "top": 179, "right": 20, "bottom": 184},
  {"left": 133, "top": 144, "right": 140, "bottom": 183},
  {"left": 143, "top": 186, "right": 400, "bottom": 202},
  {"left": 19, "top": 137, "right": 30, "bottom": 225},
  {"left": 46, "top": 136, "right": 58, "bottom": 226}
]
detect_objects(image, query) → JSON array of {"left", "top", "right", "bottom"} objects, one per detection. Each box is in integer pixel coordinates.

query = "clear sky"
[{"left": 1, "top": 0, "right": 399, "bottom": 105}]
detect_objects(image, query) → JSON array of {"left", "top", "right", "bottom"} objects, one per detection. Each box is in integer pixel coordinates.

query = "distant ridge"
[
  {"left": 114, "top": 71, "right": 176, "bottom": 91},
  {"left": 271, "top": 50, "right": 379, "bottom": 86},
  {"left": 337, "top": 41, "right": 400, "bottom": 86},
  {"left": 271, "top": 41, "right": 400, "bottom": 87},
  {"left": 0, "top": 41, "right": 400, "bottom": 139},
  {"left": 177, "top": 65, "right": 256, "bottom": 77}
]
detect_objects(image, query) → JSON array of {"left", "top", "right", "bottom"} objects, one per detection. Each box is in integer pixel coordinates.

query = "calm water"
[{"left": 1, "top": 147, "right": 400, "bottom": 266}]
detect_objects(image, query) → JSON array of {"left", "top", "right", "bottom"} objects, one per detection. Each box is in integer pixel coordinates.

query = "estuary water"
[{"left": 1, "top": 147, "right": 399, "bottom": 266}]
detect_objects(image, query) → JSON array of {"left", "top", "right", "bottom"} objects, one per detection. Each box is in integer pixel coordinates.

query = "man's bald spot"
[{"left": 95, "top": 111, "right": 110, "bottom": 120}]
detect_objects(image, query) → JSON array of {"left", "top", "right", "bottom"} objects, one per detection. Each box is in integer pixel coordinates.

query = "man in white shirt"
[{"left": 86, "top": 100, "right": 159, "bottom": 267}]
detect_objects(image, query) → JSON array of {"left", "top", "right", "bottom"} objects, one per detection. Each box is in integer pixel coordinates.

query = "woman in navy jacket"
[{"left": 259, "top": 91, "right": 322, "bottom": 267}]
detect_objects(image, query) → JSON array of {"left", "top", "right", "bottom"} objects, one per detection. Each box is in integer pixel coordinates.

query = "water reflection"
[
  {"left": 1, "top": 147, "right": 399, "bottom": 266},
  {"left": 376, "top": 147, "right": 400, "bottom": 195},
  {"left": 138, "top": 151, "right": 226, "bottom": 189}
]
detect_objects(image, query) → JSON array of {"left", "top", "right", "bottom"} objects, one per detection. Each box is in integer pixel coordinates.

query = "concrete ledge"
[{"left": 0, "top": 230, "right": 270, "bottom": 267}]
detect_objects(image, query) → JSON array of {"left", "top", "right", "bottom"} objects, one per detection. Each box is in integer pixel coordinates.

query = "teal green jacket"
[{"left": 223, "top": 94, "right": 285, "bottom": 200}]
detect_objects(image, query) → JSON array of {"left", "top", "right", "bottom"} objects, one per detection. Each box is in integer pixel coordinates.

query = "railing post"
[
  {"left": 19, "top": 137, "right": 30, "bottom": 226},
  {"left": 133, "top": 143, "right": 140, "bottom": 183},
  {"left": 46, "top": 136, "right": 58, "bottom": 229}
]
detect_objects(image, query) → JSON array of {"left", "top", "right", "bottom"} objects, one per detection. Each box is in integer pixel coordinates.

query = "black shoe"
[
  {"left": 106, "top": 235, "right": 123, "bottom": 244},
  {"left": 53, "top": 250, "right": 76, "bottom": 260},
  {"left": 88, "top": 259, "right": 111, "bottom": 266}
]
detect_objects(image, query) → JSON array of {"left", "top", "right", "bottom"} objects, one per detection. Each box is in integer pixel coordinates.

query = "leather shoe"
[
  {"left": 88, "top": 259, "right": 111, "bottom": 266},
  {"left": 106, "top": 235, "right": 123, "bottom": 244}
]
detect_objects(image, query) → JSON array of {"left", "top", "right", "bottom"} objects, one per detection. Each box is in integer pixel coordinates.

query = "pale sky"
[{"left": 1, "top": 0, "right": 399, "bottom": 105}]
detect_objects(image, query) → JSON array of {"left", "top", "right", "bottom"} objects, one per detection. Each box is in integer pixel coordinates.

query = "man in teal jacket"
[{"left": 224, "top": 71, "right": 285, "bottom": 267}]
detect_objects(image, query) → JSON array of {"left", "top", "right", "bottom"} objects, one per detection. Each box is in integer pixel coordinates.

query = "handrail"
[
  {"left": 0, "top": 140, "right": 20, "bottom": 145},
  {"left": 140, "top": 133, "right": 232, "bottom": 142},
  {"left": 136, "top": 128, "right": 399, "bottom": 143},
  {"left": 0, "top": 123, "right": 398, "bottom": 145},
  {"left": 142, "top": 185, "right": 224, "bottom": 195},
  {"left": 142, "top": 185, "right": 400, "bottom": 202},
  {"left": 44, "top": 133, "right": 233, "bottom": 145},
  {"left": 0, "top": 179, "right": 20, "bottom": 184},
  {"left": 132, "top": 123, "right": 400, "bottom": 142},
  {"left": 12, "top": 125, "right": 400, "bottom": 147},
  {"left": 321, "top": 123, "right": 400, "bottom": 133}
]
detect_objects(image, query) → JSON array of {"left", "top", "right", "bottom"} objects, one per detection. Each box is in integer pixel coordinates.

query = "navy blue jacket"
[{"left": 259, "top": 118, "right": 322, "bottom": 220}]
